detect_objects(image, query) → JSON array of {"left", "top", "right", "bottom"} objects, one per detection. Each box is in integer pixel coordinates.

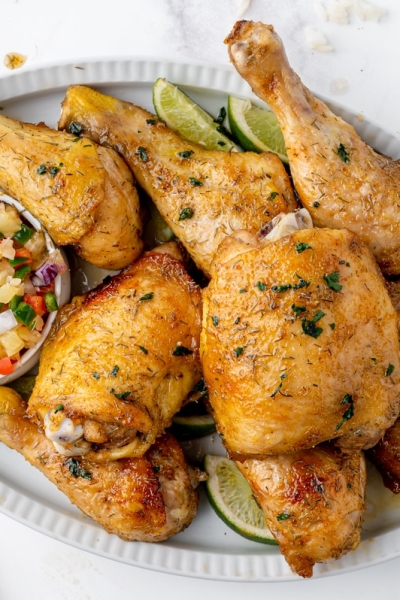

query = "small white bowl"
[{"left": 0, "top": 193, "right": 71, "bottom": 384}]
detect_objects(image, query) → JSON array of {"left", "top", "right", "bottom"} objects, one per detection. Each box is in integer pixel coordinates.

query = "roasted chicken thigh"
[
  {"left": 201, "top": 223, "right": 400, "bottom": 459},
  {"left": 28, "top": 243, "right": 202, "bottom": 461},
  {"left": 238, "top": 444, "right": 366, "bottom": 578},
  {"left": 0, "top": 387, "right": 198, "bottom": 542},
  {"left": 0, "top": 114, "right": 142, "bottom": 270},
  {"left": 58, "top": 84, "right": 297, "bottom": 277},
  {"left": 226, "top": 21, "right": 400, "bottom": 275}
]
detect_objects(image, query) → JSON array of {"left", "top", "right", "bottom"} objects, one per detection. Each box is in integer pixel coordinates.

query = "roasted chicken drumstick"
[
  {"left": 0, "top": 114, "right": 142, "bottom": 270},
  {"left": 226, "top": 21, "right": 400, "bottom": 275},
  {"left": 58, "top": 85, "right": 297, "bottom": 277},
  {"left": 0, "top": 387, "right": 198, "bottom": 542},
  {"left": 28, "top": 243, "right": 202, "bottom": 462},
  {"left": 238, "top": 444, "right": 366, "bottom": 578}
]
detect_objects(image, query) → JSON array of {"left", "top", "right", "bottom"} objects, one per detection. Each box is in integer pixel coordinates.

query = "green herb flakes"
[
  {"left": 188, "top": 177, "right": 203, "bottom": 187},
  {"left": 256, "top": 281, "right": 267, "bottom": 291},
  {"left": 146, "top": 119, "right": 158, "bottom": 125},
  {"left": 139, "top": 292, "right": 154, "bottom": 302},
  {"left": 301, "top": 310, "right": 325, "bottom": 339},
  {"left": 179, "top": 207, "right": 194, "bottom": 221},
  {"left": 271, "top": 283, "right": 292, "bottom": 293},
  {"left": 335, "top": 394, "right": 354, "bottom": 430},
  {"left": 212, "top": 316, "right": 219, "bottom": 327},
  {"left": 337, "top": 143, "right": 350, "bottom": 163},
  {"left": 276, "top": 512, "right": 290, "bottom": 521},
  {"left": 138, "top": 346, "right": 148, "bottom": 354},
  {"left": 68, "top": 122, "right": 83, "bottom": 135},
  {"left": 36, "top": 164, "right": 47, "bottom": 175},
  {"left": 68, "top": 458, "right": 91, "bottom": 480},
  {"left": 270, "top": 372, "right": 287, "bottom": 398},
  {"left": 136, "top": 146, "right": 148, "bottom": 161},
  {"left": 177, "top": 150, "right": 194, "bottom": 159},
  {"left": 323, "top": 271, "right": 342, "bottom": 292},
  {"left": 329, "top": 323, "right": 336, "bottom": 330},
  {"left": 92, "top": 372, "right": 100, "bottom": 380},
  {"left": 313, "top": 201, "right": 320, "bottom": 208},
  {"left": 239, "top": 288, "right": 247, "bottom": 293},
  {"left": 110, "top": 365, "right": 119, "bottom": 377},
  {"left": 296, "top": 242, "right": 313, "bottom": 254},
  {"left": 291, "top": 304, "right": 306, "bottom": 319},
  {"left": 386, "top": 364, "right": 395, "bottom": 377},
  {"left": 269, "top": 191, "right": 279, "bottom": 200},
  {"left": 54, "top": 404, "right": 64, "bottom": 413},
  {"left": 234, "top": 347, "right": 244, "bottom": 357}
]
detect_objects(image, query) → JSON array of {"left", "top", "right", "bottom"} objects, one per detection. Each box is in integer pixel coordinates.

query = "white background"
[{"left": 1, "top": 0, "right": 400, "bottom": 598}]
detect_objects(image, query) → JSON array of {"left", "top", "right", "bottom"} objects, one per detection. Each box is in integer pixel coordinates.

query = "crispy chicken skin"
[
  {"left": 28, "top": 243, "right": 203, "bottom": 461},
  {"left": 225, "top": 21, "right": 400, "bottom": 275},
  {"left": 58, "top": 84, "right": 297, "bottom": 277},
  {"left": 367, "top": 419, "right": 400, "bottom": 493},
  {"left": 237, "top": 444, "right": 366, "bottom": 578},
  {"left": 201, "top": 228, "right": 400, "bottom": 459},
  {"left": 0, "top": 114, "right": 142, "bottom": 270},
  {"left": 0, "top": 388, "right": 198, "bottom": 542}
]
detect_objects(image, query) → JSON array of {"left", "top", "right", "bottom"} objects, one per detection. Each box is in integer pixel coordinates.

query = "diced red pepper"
[
  {"left": 0, "top": 357, "right": 14, "bottom": 375},
  {"left": 23, "top": 294, "right": 46, "bottom": 317},
  {"left": 14, "top": 248, "right": 33, "bottom": 266}
]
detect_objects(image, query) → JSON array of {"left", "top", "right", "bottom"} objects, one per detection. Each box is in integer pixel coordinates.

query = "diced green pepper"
[
  {"left": 9, "top": 256, "right": 29, "bottom": 268},
  {"left": 13, "top": 224, "right": 35, "bottom": 244},
  {"left": 44, "top": 292, "right": 59, "bottom": 312},
  {"left": 9, "top": 295, "right": 23, "bottom": 312},
  {"left": 14, "top": 302, "right": 37, "bottom": 328},
  {"left": 14, "top": 265, "right": 31, "bottom": 280}
]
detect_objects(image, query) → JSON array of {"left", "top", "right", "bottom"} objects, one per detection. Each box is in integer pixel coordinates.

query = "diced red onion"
[{"left": 33, "top": 261, "right": 59, "bottom": 285}]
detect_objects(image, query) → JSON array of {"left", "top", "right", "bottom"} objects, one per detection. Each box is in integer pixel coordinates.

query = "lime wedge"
[
  {"left": 153, "top": 78, "right": 240, "bottom": 152},
  {"left": 204, "top": 454, "right": 277, "bottom": 545},
  {"left": 227, "top": 96, "right": 288, "bottom": 163},
  {"left": 170, "top": 414, "right": 216, "bottom": 441}
]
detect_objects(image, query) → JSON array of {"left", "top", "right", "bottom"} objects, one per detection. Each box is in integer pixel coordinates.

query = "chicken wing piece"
[
  {"left": 0, "top": 114, "right": 142, "bottom": 270},
  {"left": 0, "top": 387, "right": 198, "bottom": 542},
  {"left": 28, "top": 242, "right": 203, "bottom": 462},
  {"left": 58, "top": 85, "right": 297, "bottom": 277},
  {"left": 237, "top": 444, "right": 366, "bottom": 578},
  {"left": 201, "top": 222, "right": 400, "bottom": 459},
  {"left": 225, "top": 21, "right": 400, "bottom": 275}
]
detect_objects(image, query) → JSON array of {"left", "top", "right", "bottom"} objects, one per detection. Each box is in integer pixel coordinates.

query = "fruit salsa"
[{"left": 0, "top": 200, "right": 66, "bottom": 375}]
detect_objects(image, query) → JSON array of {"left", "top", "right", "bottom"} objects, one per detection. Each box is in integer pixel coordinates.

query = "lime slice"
[
  {"left": 170, "top": 414, "right": 216, "bottom": 441},
  {"left": 153, "top": 78, "right": 240, "bottom": 152},
  {"left": 227, "top": 96, "right": 288, "bottom": 163},
  {"left": 204, "top": 454, "right": 277, "bottom": 545}
]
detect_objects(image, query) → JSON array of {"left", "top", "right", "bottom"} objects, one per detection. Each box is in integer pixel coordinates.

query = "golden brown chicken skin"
[
  {"left": 237, "top": 444, "right": 366, "bottom": 578},
  {"left": 367, "top": 418, "right": 400, "bottom": 494},
  {"left": 0, "top": 114, "right": 142, "bottom": 270},
  {"left": 28, "top": 243, "right": 203, "bottom": 461},
  {"left": 201, "top": 227, "right": 400, "bottom": 459},
  {"left": 58, "top": 85, "right": 297, "bottom": 277},
  {"left": 0, "top": 388, "right": 198, "bottom": 542},
  {"left": 225, "top": 21, "right": 400, "bottom": 275}
]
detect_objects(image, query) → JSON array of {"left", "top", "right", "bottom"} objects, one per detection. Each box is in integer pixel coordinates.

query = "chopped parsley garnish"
[
  {"left": 138, "top": 346, "right": 148, "bottom": 354},
  {"left": 234, "top": 347, "right": 244, "bottom": 357},
  {"left": 135, "top": 146, "right": 148, "bottom": 161},
  {"left": 54, "top": 404, "right": 64, "bottom": 413},
  {"left": 386, "top": 364, "right": 395, "bottom": 377},
  {"left": 276, "top": 512, "right": 290, "bottom": 521},
  {"left": 271, "top": 283, "right": 292, "bottom": 293},
  {"left": 92, "top": 372, "right": 100, "bottom": 380},
  {"left": 323, "top": 271, "right": 342, "bottom": 292},
  {"left": 212, "top": 316, "right": 219, "bottom": 327},
  {"left": 291, "top": 304, "right": 306, "bottom": 318},
  {"left": 188, "top": 177, "right": 203, "bottom": 186},
  {"left": 68, "top": 121, "right": 83, "bottom": 135},
  {"left": 146, "top": 118, "right": 158, "bottom": 125},
  {"left": 110, "top": 365, "right": 119, "bottom": 377},
  {"left": 256, "top": 281, "right": 267, "bottom": 291},
  {"left": 329, "top": 323, "right": 336, "bottom": 330},
  {"left": 270, "top": 372, "right": 287, "bottom": 398},
  {"left": 234, "top": 316, "right": 240, "bottom": 324},
  {"left": 296, "top": 242, "right": 313, "bottom": 254},
  {"left": 269, "top": 191, "right": 279, "bottom": 200},
  {"left": 293, "top": 275, "right": 311, "bottom": 290},
  {"left": 178, "top": 207, "right": 194, "bottom": 221},
  {"left": 177, "top": 150, "right": 194, "bottom": 159},
  {"left": 111, "top": 390, "right": 132, "bottom": 400},
  {"left": 337, "top": 143, "right": 350, "bottom": 163},
  {"left": 49, "top": 166, "right": 59, "bottom": 178},
  {"left": 68, "top": 458, "right": 91, "bottom": 480},
  {"left": 301, "top": 310, "right": 325, "bottom": 339},
  {"left": 371, "top": 358, "right": 377, "bottom": 364},
  {"left": 139, "top": 292, "right": 154, "bottom": 302},
  {"left": 313, "top": 201, "right": 320, "bottom": 208},
  {"left": 335, "top": 394, "right": 354, "bottom": 430},
  {"left": 191, "top": 378, "right": 207, "bottom": 395},
  {"left": 36, "top": 164, "right": 47, "bottom": 175},
  {"left": 214, "top": 106, "right": 226, "bottom": 125},
  {"left": 172, "top": 346, "right": 193, "bottom": 356}
]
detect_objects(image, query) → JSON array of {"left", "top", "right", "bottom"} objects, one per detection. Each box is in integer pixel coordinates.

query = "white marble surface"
[{"left": 0, "top": 0, "right": 400, "bottom": 598}]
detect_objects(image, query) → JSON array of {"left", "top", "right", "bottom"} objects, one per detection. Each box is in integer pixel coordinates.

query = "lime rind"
[
  {"left": 227, "top": 96, "right": 288, "bottom": 163},
  {"left": 153, "top": 78, "right": 240, "bottom": 152},
  {"left": 170, "top": 414, "right": 216, "bottom": 440},
  {"left": 204, "top": 454, "right": 277, "bottom": 545}
]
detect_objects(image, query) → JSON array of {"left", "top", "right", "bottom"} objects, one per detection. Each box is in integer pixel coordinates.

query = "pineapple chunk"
[
  {"left": 17, "top": 324, "right": 41, "bottom": 348},
  {"left": 0, "top": 281, "right": 24, "bottom": 303},
  {"left": 0, "top": 203, "right": 22, "bottom": 237},
  {"left": 0, "top": 329, "right": 25, "bottom": 357},
  {"left": 25, "top": 230, "right": 47, "bottom": 267}
]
